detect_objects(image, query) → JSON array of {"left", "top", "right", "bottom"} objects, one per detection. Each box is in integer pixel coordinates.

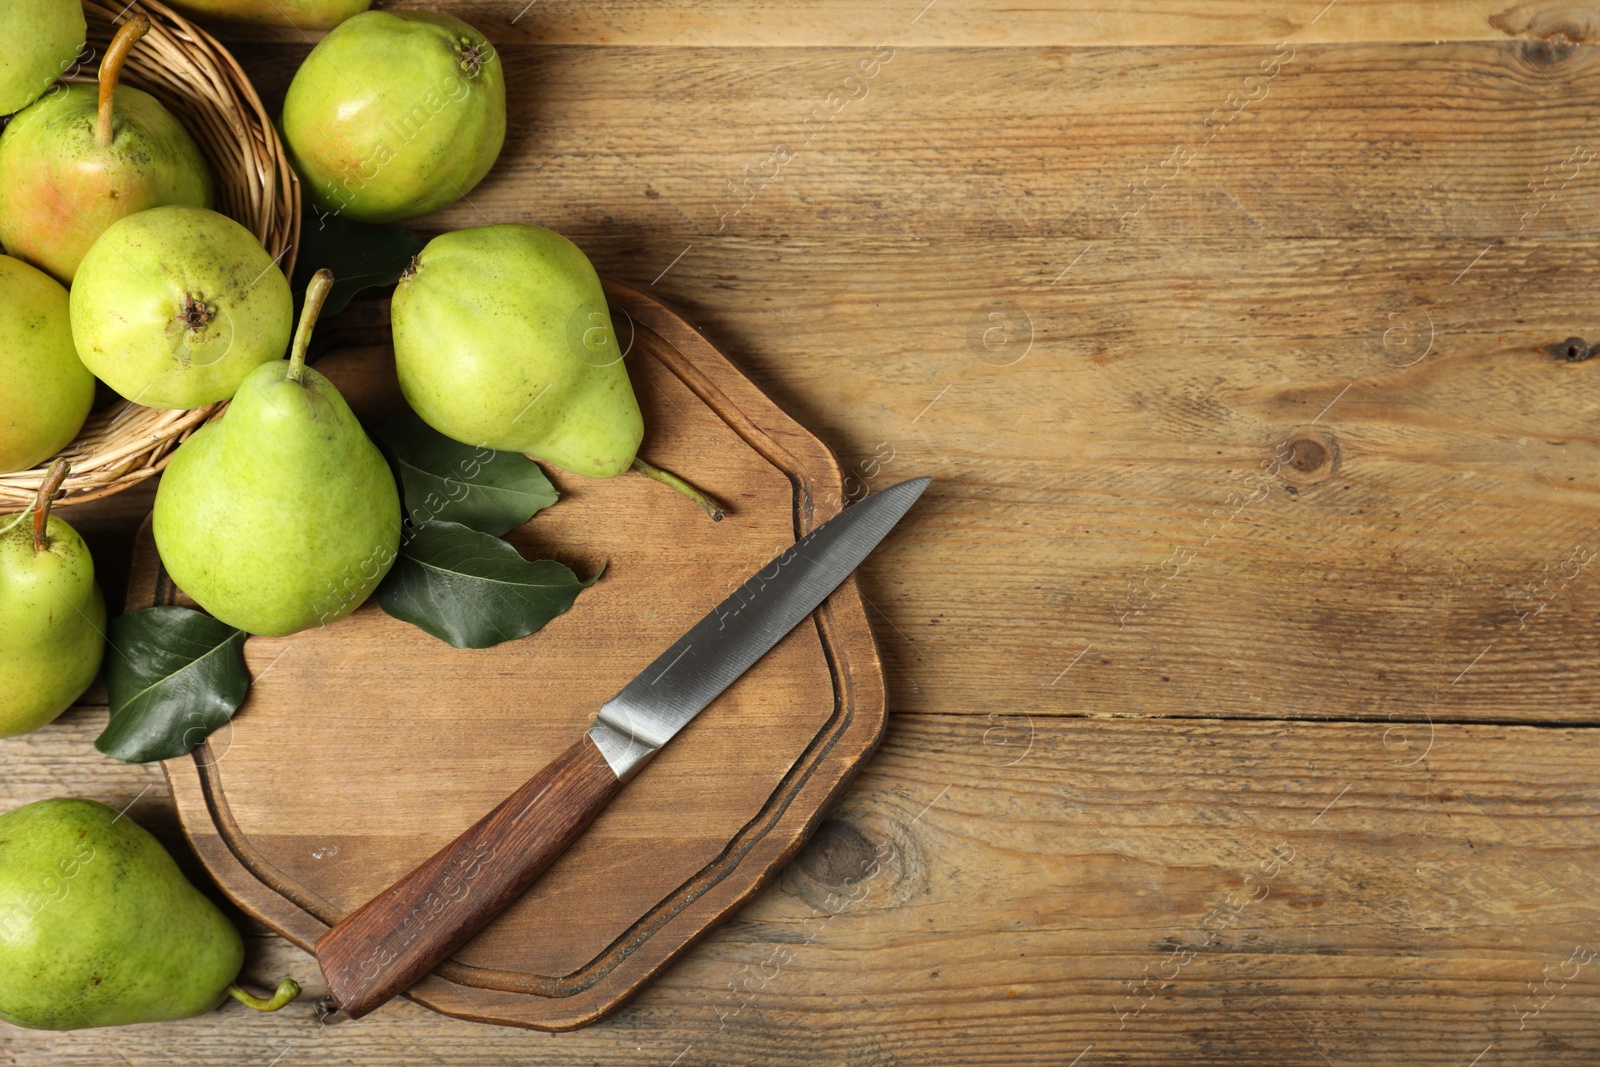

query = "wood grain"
[
  {"left": 226, "top": 39, "right": 1600, "bottom": 243},
  {"left": 317, "top": 736, "right": 624, "bottom": 1019},
  {"left": 189, "top": 0, "right": 1600, "bottom": 46},
  {"left": 6, "top": 0, "right": 1600, "bottom": 1062},
  {"left": 7, "top": 712, "right": 1600, "bottom": 1064}
]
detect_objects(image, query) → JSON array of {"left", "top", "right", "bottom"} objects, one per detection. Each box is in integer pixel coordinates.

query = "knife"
[{"left": 314, "top": 475, "right": 931, "bottom": 1019}]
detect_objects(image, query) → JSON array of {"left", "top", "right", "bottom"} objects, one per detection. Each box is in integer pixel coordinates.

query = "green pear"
[
  {"left": 0, "top": 797, "right": 300, "bottom": 1029},
  {"left": 0, "top": 16, "right": 215, "bottom": 283},
  {"left": 0, "top": 0, "right": 85, "bottom": 116},
  {"left": 154, "top": 271, "right": 402, "bottom": 637},
  {"left": 69, "top": 205, "right": 292, "bottom": 409},
  {"left": 0, "top": 463, "right": 104, "bottom": 739},
  {"left": 392, "top": 225, "right": 644, "bottom": 477},
  {"left": 166, "top": 0, "right": 370, "bottom": 31},
  {"left": 282, "top": 10, "right": 505, "bottom": 224},
  {"left": 0, "top": 255, "right": 93, "bottom": 474}
]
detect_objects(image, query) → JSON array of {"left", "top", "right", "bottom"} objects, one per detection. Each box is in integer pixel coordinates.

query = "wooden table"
[{"left": 8, "top": 2, "right": 1600, "bottom": 1062}]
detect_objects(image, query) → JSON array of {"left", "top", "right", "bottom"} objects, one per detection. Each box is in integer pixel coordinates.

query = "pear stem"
[
  {"left": 287, "top": 269, "right": 335, "bottom": 384},
  {"left": 31, "top": 459, "right": 69, "bottom": 553},
  {"left": 226, "top": 978, "right": 302, "bottom": 1013},
  {"left": 630, "top": 457, "right": 725, "bottom": 522},
  {"left": 97, "top": 15, "right": 150, "bottom": 149}
]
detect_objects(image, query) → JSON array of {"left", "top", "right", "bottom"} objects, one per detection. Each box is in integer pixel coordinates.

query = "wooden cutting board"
[{"left": 123, "top": 280, "right": 885, "bottom": 1031}]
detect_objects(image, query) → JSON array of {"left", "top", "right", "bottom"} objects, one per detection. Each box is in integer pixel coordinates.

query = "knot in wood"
[
  {"left": 1274, "top": 429, "right": 1339, "bottom": 486},
  {"left": 1551, "top": 336, "right": 1593, "bottom": 363},
  {"left": 784, "top": 816, "right": 921, "bottom": 911},
  {"left": 1518, "top": 39, "right": 1582, "bottom": 67},
  {"left": 796, "top": 820, "right": 878, "bottom": 891}
]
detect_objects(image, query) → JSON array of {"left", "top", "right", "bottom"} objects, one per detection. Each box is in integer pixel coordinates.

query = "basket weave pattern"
[{"left": 0, "top": 0, "right": 299, "bottom": 510}]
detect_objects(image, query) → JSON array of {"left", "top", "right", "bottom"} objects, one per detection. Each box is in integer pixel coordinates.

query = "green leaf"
[
  {"left": 371, "top": 413, "right": 558, "bottom": 536},
  {"left": 376, "top": 521, "right": 596, "bottom": 649},
  {"left": 96, "top": 607, "right": 250, "bottom": 764},
  {"left": 291, "top": 208, "right": 425, "bottom": 319}
]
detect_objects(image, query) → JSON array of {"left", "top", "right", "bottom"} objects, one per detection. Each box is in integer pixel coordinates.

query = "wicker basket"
[{"left": 0, "top": 0, "right": 299, "bottom": 511}]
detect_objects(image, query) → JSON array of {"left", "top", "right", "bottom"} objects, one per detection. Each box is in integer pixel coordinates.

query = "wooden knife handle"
[{"left": 315, "top": 735, "right": 624, "bottom": 1019}]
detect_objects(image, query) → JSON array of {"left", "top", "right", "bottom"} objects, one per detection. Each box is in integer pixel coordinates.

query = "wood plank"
[
  {"left": 190, "top": 218, "right": 1600, "bottom": 732},
  {"left": 191, "top": 0, "right": 1595, "bottom": 47},
  {"left": 296, "top": 226, "right": 1588, "bottom": 729},
  {"left": 6, "top": 713, "right": 1599, "bottom": 1063},
  {"left": 224, "top": 40, "right": 1600, "bottom": 245},
  {"left": 598, "top": 238, "right": 1600, "bottom": 729}
]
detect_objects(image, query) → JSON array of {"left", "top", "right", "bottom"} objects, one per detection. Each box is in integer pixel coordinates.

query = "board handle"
[{"left": 315, "top": 735, "right": 624, "bottom": 1019}]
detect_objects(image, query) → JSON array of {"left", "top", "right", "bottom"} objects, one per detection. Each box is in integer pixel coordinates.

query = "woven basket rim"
[{"left": 0, "top": 0, "right": 300, "bottom": 512}]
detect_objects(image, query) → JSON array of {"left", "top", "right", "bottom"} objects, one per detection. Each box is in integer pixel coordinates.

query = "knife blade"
[{"left": 315, "top": 476, "right": 930, "bottom": 1019}]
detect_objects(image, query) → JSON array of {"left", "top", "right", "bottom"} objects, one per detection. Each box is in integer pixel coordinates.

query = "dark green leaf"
[
  {"left": 291, "top": 208, "right": 425, "bottom": 319},
  {"left": 376, "top": 521, "right": 596, "bottom": 649},
  {"left": 371, "top": 413, "right": 557, "bottom": 536},
  {"left": 96, "top": 607, "right": 249, "bottom": 764}
]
